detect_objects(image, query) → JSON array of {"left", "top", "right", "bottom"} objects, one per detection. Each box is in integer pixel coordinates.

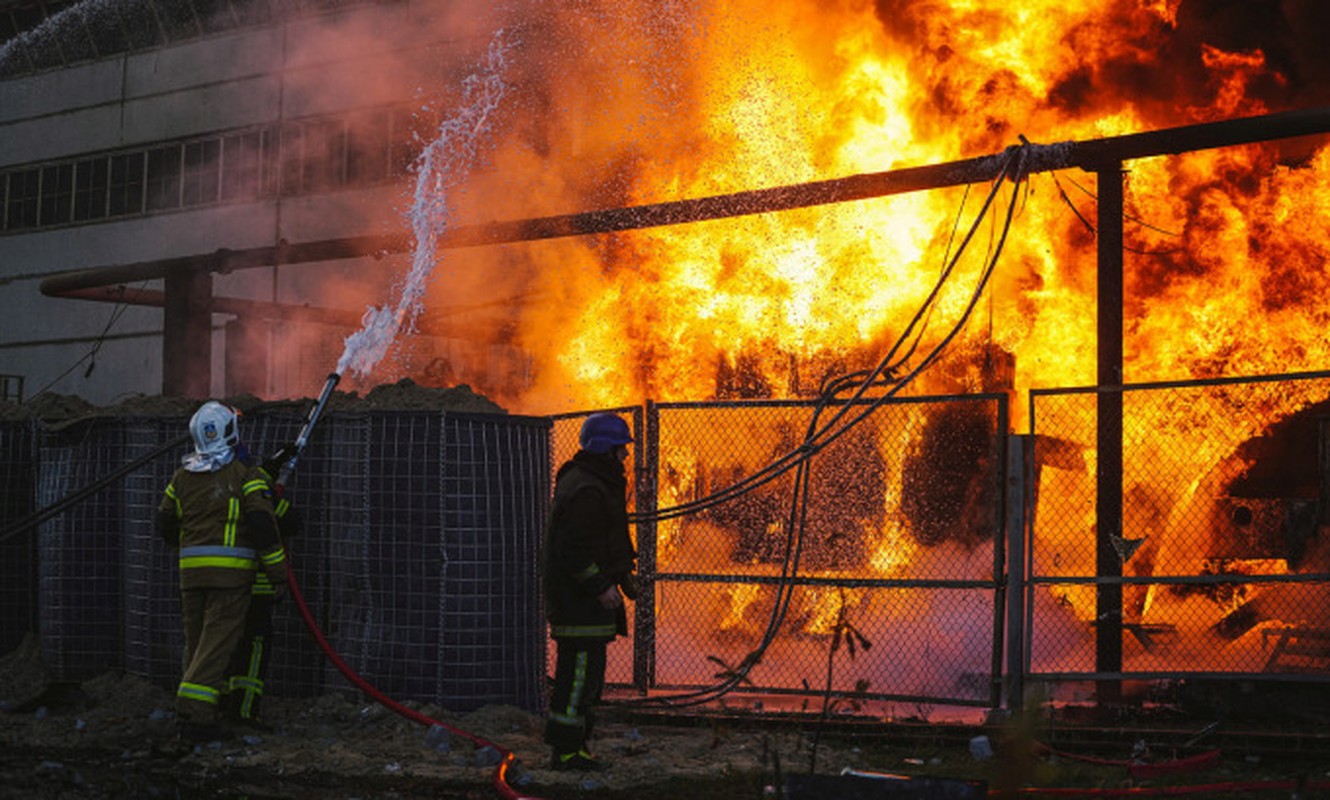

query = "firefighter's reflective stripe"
[
  {"left": 550, "top": 624, "right": 617, "bottom": 638},
  {"left": 177, "top": 681, "right": 220, "bottom": 705},
  {"left": 253, "top": 573, "right": 277, "bottom": 596},
  {"left": 242, "top": 478, "right": 269, "bottom": 497},
  {"left": 549, "top": 650, "right": 589, "bottom": 728},
  {"left": 274, "top": 497, "right": 291, "bottom": 518},
  {"left": 222, "top": 497, "right": 240, "bottom": 548},
  {"left": 574, "top": 563, "right": 601, "bottom": 581},
  {"left": 164, "top": 483, "right": 182, "bottom": 517},
  {"left": 260, "top": 547, "right": 286, "bottom": 566},
  {"left": 230, "top": 637, "right": 265, "bottom": 719},
  {"left": 179, "top": 545, "right": 257, "bottom": 571}
]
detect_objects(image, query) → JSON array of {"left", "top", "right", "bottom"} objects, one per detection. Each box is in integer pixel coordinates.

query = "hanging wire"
[
  {"left": 20, "top": 285, "right": 140, "bottom": 401},
  {"left": 1049, "top": 170, "right": 1184, "bottom": 256}
]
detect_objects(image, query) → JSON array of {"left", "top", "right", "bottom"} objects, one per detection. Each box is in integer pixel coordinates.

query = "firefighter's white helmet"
[{"left": 189, "top": 401, "right": 240, "bottom": 460}]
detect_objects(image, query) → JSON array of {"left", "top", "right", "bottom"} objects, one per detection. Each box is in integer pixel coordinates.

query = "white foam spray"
[{"left": 336, "top": 30, "right": 516, "bottom": 378}]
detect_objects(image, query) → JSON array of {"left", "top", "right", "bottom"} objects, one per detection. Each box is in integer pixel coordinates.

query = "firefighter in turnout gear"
[
  {"left": 220, "top": 443, "right": 302, "bottom": 730},
  {"left": 543, "top": 412, "right": 638, "bottom": 771},
  {"left": 156, "top": 402, "right": 287, "bottom": 743}
]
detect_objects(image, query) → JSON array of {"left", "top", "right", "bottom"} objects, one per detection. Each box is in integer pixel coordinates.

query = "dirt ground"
[
  {"left": 0, "top": 629, "right": 924, "bottom": 800},
  {"left": 6, "top": 626, "right": 1330, "bottom": 800}
]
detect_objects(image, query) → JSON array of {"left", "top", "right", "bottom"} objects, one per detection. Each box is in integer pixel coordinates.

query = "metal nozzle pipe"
[{"left": 278, "top": 372, "right": 341, "bottom": 486}]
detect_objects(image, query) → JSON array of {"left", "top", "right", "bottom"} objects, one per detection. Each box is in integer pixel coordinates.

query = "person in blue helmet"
[{"left": 543, "top": 412, "right": 638, "bottom": 771}]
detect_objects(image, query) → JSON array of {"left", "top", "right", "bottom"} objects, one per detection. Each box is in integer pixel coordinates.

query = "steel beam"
[{"left": 40, "top": 106, "right": 1330, "bottom": 299}]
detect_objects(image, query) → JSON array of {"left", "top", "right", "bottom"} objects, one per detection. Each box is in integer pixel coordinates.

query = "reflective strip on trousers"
[
  {"left": 550, "top": 650, "right": 589, "bottom": 729},
  {"left": 178, "top": 681, "right": 220, "bottom": 705},
  {"left": 231, "top": 635, "right": 265, "bottom": 720}
]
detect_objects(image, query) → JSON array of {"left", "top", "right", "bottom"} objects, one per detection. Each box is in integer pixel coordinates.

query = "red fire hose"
[
  {"left": 273, "top": 371, "right": 540, "bottom": 799},
  {"left": 284, "top": 561, "right": 543, "bottom": 800}
]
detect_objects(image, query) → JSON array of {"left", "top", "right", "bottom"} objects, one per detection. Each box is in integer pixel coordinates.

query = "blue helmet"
[{"left": 579, "top": 412, "right": 633, "bottom": 454}]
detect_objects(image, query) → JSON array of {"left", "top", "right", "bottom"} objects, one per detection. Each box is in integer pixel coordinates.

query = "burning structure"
[{"left": 3, "top": 0, "right": 1330, "bottom": 712}]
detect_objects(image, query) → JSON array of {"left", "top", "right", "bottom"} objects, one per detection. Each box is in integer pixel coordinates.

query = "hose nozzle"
[{"left": 278, "top": 371, "right": 341, "bottom": 486}]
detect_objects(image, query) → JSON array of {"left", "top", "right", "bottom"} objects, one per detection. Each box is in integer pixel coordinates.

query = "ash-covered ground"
[{"left": 0, "top": 630, "right": 891, "bottom": 800}]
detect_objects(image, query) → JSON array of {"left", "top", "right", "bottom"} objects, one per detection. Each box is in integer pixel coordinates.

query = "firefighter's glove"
[
  {"left": 618, "top": 574, "right": 639, "bottom": 601},
  {"left": 263, "top": 443, "right": 298, "bottom": 479}
]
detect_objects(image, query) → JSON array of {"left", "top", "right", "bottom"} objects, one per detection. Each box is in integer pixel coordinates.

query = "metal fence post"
[
  {"left": 1005, "top": 433, "right": 1029, "bottom": 712},
  {"left": 632, "top": 401, "right": 659, "bottom": 692},
  {"left": 1095, "top": 162, "right": 1125, "bottom": 706}
]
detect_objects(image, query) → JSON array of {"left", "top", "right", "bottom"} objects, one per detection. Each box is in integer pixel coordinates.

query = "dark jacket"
[{"left": 544, "top": 450, "right": 636, "bottom": 640}]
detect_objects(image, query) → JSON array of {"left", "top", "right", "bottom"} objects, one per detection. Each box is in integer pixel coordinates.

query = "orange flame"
[{"left": 409, "top": 1, "right": 1330, "bottom": 650}]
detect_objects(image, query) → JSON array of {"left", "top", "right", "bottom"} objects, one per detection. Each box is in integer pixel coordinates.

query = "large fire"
[
  {"left": 341, "top": 0, "right": 1330, "bottom": 689},
  {"left": 411, "top": 0, "right": 1330, "bottom": 418}
]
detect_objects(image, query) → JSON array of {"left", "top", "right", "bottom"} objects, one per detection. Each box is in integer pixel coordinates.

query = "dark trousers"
[
  {"left": 178, "top": 586, "right": 251, "bottom": 726},
  {"left": 224, "top": 593, "right": 274, "bottom": 721},
  {"left": 544, "top": 637, "right": 608, "bottom": 755}
]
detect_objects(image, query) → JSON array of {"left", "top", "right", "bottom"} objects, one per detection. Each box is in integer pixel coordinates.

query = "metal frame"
[{"left": 620, "top": 392, "right": 1011, "bottom": 708}]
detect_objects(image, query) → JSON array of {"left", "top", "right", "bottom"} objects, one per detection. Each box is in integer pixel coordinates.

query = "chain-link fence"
[{"left": 1028, "top": 370, "right": 1330, "bottom": 685}]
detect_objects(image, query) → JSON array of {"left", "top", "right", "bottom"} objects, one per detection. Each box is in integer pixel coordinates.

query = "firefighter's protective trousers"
[{"left": 544, "top": 636, "right": 608, "bottom": 755}]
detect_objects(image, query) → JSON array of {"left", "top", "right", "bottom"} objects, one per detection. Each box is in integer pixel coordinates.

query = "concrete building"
[{"left": 0, "top": 0, "right": 497, "bottom": 405}]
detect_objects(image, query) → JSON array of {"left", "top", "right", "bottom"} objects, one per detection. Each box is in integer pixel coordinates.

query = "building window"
[
  {"left": 39, "top": 163, "right": 74, "bottom": 225},
  {"left": 221, "top": 131, "right": 263, "bottom": 201},
  {"left": 389, "top": 107, "right": 421, "bottom": 178},
  {"left": 347, "top": 112, "right": 389, "bottom": 185},
  {"left": 5, "top": 169, "right": 39, "bottom": 230},
  {"left": 1, "top": 104, "right": 419, "bottom": 236},
  {"left": 108, "top": 152, "right": 145, "bottom": 216},
  {"left": 181, "top": 139, "right": 220, "bottom": 206},
  {"left": 73, "top": 158, "right": 110, "bottom": 221},
  {"left": 0, "top": 373, "right": 23, "bottom": 403},
  {"left": 146, "top": 146, "right": 182, "bottom": 210},
  {"left": 278, "top": 123, "right": 304, "bottom": 196},
  {"left": 302, "top": 118, "right": 345, "bottom": 193}
]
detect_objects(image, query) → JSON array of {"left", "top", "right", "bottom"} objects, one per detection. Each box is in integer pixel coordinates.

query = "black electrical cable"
[
  {"left": 1061, "top": 171, "right": 1182, "bottom": 238},
  {"left": 1049, "top": 170, "right": 1183, "bottom": 256},
  {"left": 0, "top": 433, "right": 191, "bottom": 546},
  {"left": 631, "top": 147, "right": 1023, "bottom": 527}
]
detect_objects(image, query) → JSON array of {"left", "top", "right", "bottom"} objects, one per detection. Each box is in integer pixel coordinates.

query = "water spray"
[{"left": 276, "top": 371, "right": 341, "bottom": 487}]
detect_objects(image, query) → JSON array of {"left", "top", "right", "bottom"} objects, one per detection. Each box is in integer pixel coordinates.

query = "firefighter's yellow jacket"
[{"left": 156, "top": 460, "right": 287, "bottom": 589}]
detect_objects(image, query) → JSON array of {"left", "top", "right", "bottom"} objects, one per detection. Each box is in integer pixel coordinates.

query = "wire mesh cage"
[
  {"left": 0, "top": 419, "right": 38, "bottom": 656},
  {"left": 20, "top": 407, "right": 550, "bottom": 713}
]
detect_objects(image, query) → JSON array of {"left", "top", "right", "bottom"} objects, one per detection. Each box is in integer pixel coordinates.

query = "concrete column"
[{"left": 163, "top": 269, "right": 212, "bottom": 398}]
